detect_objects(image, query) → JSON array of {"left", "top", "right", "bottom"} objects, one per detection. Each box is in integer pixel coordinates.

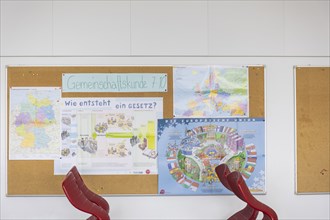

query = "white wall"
[{"left": 1, "top": 1, "right": 329, "bottom": 220}]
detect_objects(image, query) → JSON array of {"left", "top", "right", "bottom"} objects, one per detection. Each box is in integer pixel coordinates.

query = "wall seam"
[
  {"left": 52, "top": 0, "right": 54, "bottom": 56},
  {"left": 130, "top": 0, "right": 132, "bottom": 56}
]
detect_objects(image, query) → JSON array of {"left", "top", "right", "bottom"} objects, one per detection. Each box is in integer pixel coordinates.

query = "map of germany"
[{"left": 9, "top": 87, "right": 61, "bottom": 160}]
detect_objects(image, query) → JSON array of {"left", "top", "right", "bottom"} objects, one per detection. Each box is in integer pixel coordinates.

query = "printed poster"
[
  {"left": 157, "top": 118, "right": 265, "bottom": 195},
  {"left": 55, "top": 97, "right": 163, "bottom": 175},
  {"left": 9, "top": 87, "right": 61, "bottom": 160},
  {"left": 174, "top": 66, "right": 249, "bottom": 118}
]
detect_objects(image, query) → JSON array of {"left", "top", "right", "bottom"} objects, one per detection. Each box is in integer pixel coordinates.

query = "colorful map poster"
[
  {"left": 9, "top": 87, "right": 61, "bottom": 160},
  {"left": 54, "top": 97, "right": 163, "bottom": 175},
  {"left": 157, "top": 118, "right": 265, "bottom": 195},
  {"left": 174, "top": 66, "right": 249, "bottom": 118}
]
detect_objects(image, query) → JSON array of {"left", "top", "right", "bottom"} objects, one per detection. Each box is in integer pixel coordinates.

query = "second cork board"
[{"left": 295, "top": 66, "right": 330, "bottom": 194}]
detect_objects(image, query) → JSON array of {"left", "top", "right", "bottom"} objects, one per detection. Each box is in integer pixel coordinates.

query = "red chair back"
[
  {"left": 215, "top": 164, "right": 259, "bottom": 220},
  {"left": 227, "top": 171, "right": 278, "bottom": 220},
  {"left": 215, "top": 164, "right": 233, "bottom": 191},
  {"left": 70, "top": 166, "right": 110, "bottom": 213},
  {"left": 62, "top": 172, "right": 110, "bottom": 220}
]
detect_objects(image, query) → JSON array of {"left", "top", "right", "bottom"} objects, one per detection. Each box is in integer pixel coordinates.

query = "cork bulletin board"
[
  {"left": 295, "top": 67, "right": 330, "bottom": 194},
  {"left": 6, "top": 66, "right": 265, "bottom": 195}
]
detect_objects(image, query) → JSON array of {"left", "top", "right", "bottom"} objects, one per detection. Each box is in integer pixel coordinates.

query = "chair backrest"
[
  {"left": 215, "top": 164, "right": 259, "bottom": 220},
  {"left": 70, "top": 166, "right": 110, "bottom": 213},
  {"left": 215, "top": 164, "right": 232, "bottom": 191},
  {"left": 227, "top": 171, "right": 278, "bottom": 220},
  {"left": 62, "top": 171, "right": 110, "bottom": 220}
]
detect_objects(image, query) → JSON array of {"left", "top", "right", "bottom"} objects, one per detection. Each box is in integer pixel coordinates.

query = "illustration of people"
[
  {"left": 108, "top": 117, "right": 116, "bottom": 125},
  {"left": 78, "top": 137, "right": 97, "bottom": 154},
  {"left": 186, "top": 129, "right": 193, "bottom": 137},
  {"left": 184, "top": 158, "right": 192, "bottom": 173},
  {"left": 118, "top": 144, "right": 127, "bottom": 157}
]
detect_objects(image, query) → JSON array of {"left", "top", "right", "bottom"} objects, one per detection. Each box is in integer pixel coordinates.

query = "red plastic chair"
[
  {"left": 70, "top": 166, "right": 110, "bottom": 213},
  {"left": 227, "top": 171, "right": 278, "bottom": 220},
  {"left": 215, "top": 164, "right": 259, "bottom": 220},
  {"left": 62, "top": 171, "right": 110, "bottom": 220}
]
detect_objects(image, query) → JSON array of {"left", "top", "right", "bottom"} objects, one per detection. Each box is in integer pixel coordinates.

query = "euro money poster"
[{"left": 174, "top": 66, "right": 249, "bottom": 118}]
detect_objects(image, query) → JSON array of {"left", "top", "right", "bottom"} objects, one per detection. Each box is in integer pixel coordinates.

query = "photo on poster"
[
  {"left": 157, "top": 118, "right": 265, "bottom": 195},
  {"left": 9, "top": 87, "right": 61, "bottom": 160},
  {"left": 174, "top": 66, "right": 249, "bottom": 118}
]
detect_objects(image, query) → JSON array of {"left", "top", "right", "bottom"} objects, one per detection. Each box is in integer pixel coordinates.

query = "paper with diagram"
[{"left": 55, "top": 97, "right": 163, "bottom": 175}]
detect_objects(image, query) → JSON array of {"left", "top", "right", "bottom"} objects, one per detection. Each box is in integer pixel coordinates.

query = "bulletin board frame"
[
  {"left": 294, "top": 66, "right": 330, "bottom": 194},
  {"left": 6, "top": 65, "right": 265, "bottom": 196}
]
